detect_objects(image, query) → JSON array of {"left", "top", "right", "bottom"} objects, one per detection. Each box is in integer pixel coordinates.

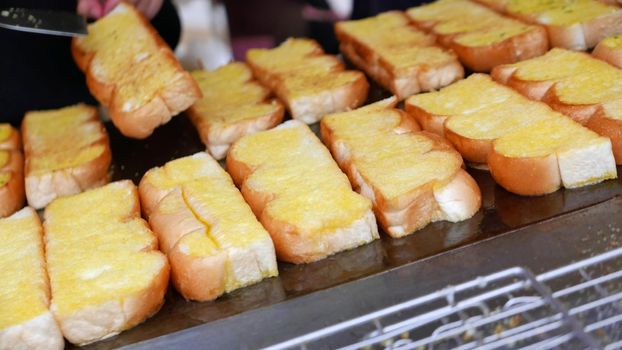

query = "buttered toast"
[
  {"left": 492, "top": 48, "right": 622, "bottom": 163},
  {"left": 139, "top": 152, "right": 278, "bottom": 301},
  {"left": 188, "top": 63, "right": 284, "bottom": 160},
  {"left": 406, "top": 74, "right": 617, "bottom": 196},
  {"left": 246, "top": 38, "right": 368, "bottom": 124},
  {"left": 0, "top": 124, "right": 24, "bottom": 217},
  {"left": 406, "top": 0, "right": 548, "bottom": 72},
  {"left": 0, "top": 208, "right": 63, "bottom": 350},
  {"left": 44, "top": 181, "right": 169, "bottom": 345},
  {"left": 227, "top": 120, "right": 379, "bottom": 263},
  {"left": 72, "top": 2, "right": 201, "bottom": 139},
  {"left": 22, "top": 104, "right": 111, "bottom": 209},
  {"left": 321, "top": 98, "right": 481, "bottom": 237},
  {"left": 335, "top": 11, "right": 463, "bottom": 100},
  {"left": 474, "top": 0, "right": 622, "bottom": 50},
  {"left": 593, "top": 35, "right": 622, "bottom": 68}
]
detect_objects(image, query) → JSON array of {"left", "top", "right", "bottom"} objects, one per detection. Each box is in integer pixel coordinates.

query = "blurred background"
[{"left": 174, "top": 0, "right": 429, "bottom": 70}]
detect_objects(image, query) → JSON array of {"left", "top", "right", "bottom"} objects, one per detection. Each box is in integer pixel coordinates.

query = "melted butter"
[
  {"left": 324, "top": 106, "right": 462, "bottom": 200},
  {"left": 0, "top": 124, "right": 11, "bottom": 142},
  {"left": 506, "top": 0, "right": 617, "bottom": 26},
  {"left": 602, "top": 34, "right": 622, "bottom": 48},
  {"left": 510, "top": 48, "right": 610, "bottom": 80},
  {"left": 0, "top": 210, "right": 49, "bottom": 330},
  {"left": 407, "top": 74, "right": 516, "bottom": 116},
  {"left": 76, "top": 4, "right": 180, "bottom": 112},
  {"left": 407, "top": 0, "right": 532, "bottom": 47},
  {"left": 0, "top": 151, "right": 8, "bottom": 168},
  {"left": 230, "top": 123, "right": 371, "bottom": 235},
  {"left": 190, "top": 63, "right": 281, "bottom": 126},
  {"left": 0, "top": 172, "right": 10, "bottom": 187},
  {"left": 45, "top": 182, "right": 165, "bottom": 317}
]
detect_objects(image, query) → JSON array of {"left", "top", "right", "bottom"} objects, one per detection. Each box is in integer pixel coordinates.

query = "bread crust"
[
  {"left": 0, "top": 126, "right": 20, "bottom": 151},
  {"left": 0, "top": 151, "right": 25, "bottom": 218},
  {"left": 593, "top": 40, "right": 622, "bottom": 69},
  {"left": 586, "top": 109, "right": 622, "bottom": 164},
  {"left": 335, "top": 14, "right": 463, "bottom": 100},
  {"left": 404, "top": 102, "right": 448, "bottom": 136},
  {"left": 541, "top": 87, "right": 599, "bottom": 125},
  {"left": 227, "top": 123, "right": 379, "bottom": 263},
  {"left": 188, "top": 100, "right": 285, "bottom": 160},
  {"left": 72, "top": 4, "right": 201, "bottom": 139},
  {"left": 321, "top": 106, "right": 480, "bottom": 237},
  {"left": 444, "top": 127, "right": 493, "bottom": 165},
  {"left": 488, "top": 147, "right": 561, "bottom": 196}
]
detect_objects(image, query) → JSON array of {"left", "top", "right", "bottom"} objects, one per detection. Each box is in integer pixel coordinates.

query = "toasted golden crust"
[
  {"left": 335, "top": 12, "right": 463, "bottom": 100},
  {"left": 227, "top": 122, "right": 378, "bottom": 263},
  {"left": 488, "top": 148, "right": 561, "bottom": 196},
  {"left": 72, "top": 3, "right": 201, "bottom": 139},
  {"left": 541, "top": 87, "right": 599, "bottom": 125},
  {"left": 444, "top": 127, "right": 492, "bottom": 165},
  {"left": 0, "top": 151, "right": 25, "bottom": 218},
  {"left": 0, "top": 125, "right": 21, "bottom": 150},
  {"left": 587, "top": 109, "right": 622, "bottom": 164},
  {"left": 403, "top": 103, "right": 447, "bottom": 136},
  {"left": 593, "top": 39, "right": 622, "bottom": 69},
  {"left": 22, "top": 105, "right": 111, "bottom": 209},
  {"left": 44, "top": 181, "right": 169, "bottom": 345}
]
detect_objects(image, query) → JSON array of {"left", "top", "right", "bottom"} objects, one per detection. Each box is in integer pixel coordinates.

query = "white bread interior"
[
  {"left": 335, "top": 11, "right": 463, "bottom": 100},
  {"left": 139, "top": 152, "right": 278, "bottom": 301},
  {"left": 227, "top": 120, "right": 379, "bottom": 263},
  {"left": 0, "top": 207, "right": 63, "bottom": 350},
  {"left": 43, "top": 181, "right": 169, "bottom": 345},
  {"left": 246, "top": 38, "right": 369, "bottom": 123},
  {"left": 188, "top": 62, "right": 284, "bottom": 160},
  {"left": 72, "top": 3, "right": 201, "bottom": 139},
  {"left": 321, "top": 98, "right": 481, "bottom": 237}
]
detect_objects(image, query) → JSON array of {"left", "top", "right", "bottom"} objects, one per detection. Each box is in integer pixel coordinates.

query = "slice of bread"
[
  {"left": 474, "top": 0, "right": 622, "bottom": 50},
  {"left": 593, "top": 34, "right": 622, "bottom": 69},
  {"left": 246, "top": 38, "right": 368, "bottom": 123},
  {"left": 406, "top": 0, "right": 548, "bottom": 72},
  {"left": 188, "top": 63, "right": 284, "bottom": 160},
  {"left": 335, "top": 11, "right": 463, "bottom": 100},
  {"left": 406, "top": 74, "right": 617, "bottom": 195},
  {"left": 492, "top": 48, "right": 622, "bottom": 163},
  {"left": 22, "top": 104, "right": 111, "bottom": 209},
  {"left": 72, "top": 3, "right": 201, "bottom": 139},
  {"left": 0, "top": 208, "right": 63, "bottom": 350},
  {"left": 139, "top": 152, "right": 278, "bottom": 301},
  {"left": 0, "top": 124, "right": 24, "bottom": 217},
  {"left": 321, "top": 98, "right": 481, "bottom": 237},
  {"left": 43, "top": 181, "right": 169, "bottom": 345},
  {"left": 227, "top": 120, "right": 379, "bottom": 263}
]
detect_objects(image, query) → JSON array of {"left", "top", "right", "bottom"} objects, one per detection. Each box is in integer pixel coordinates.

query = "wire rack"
[{"left": 264, "top": 246, "right": 622, "bottom": 350}]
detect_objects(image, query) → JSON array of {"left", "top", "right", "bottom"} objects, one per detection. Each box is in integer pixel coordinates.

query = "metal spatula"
[{"left": 0, "top": 7, "right": 87, "bottom": 37}]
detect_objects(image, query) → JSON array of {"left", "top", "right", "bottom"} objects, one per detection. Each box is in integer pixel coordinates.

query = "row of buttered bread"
[
  {"left": 71, "top": 1, "right": 622, "bottom": 140},
  {"left": 3, "top": 83, "right": 621, "bottom": 347}
]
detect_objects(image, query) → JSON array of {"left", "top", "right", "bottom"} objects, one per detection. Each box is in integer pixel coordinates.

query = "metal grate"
[{"left": 265, "top": 247, "right": 622, "bottom": 350}]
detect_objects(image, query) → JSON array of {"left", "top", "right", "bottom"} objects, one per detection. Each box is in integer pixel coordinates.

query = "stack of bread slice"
[
  {"left": 473, "top": 0, "right": 622, "bottom": 50},
  {"left": 594, "top": 35, "right": 622, "bottom": 68},
  {"left": 43, "top": 181, "right": 169, "bottom": 345},
  {"left": 492, "top": 48, "right": 622, "bottom": 163},
  {"left": 0, "top": 124, "right": 24, "bottom": 217},
  {"left": 246, "top": 38, "right": 368, "bottom": 124},
  {"left": 139, "top": 152, "right": 278, "bottom": 301},
  {"left": 22, "top": 104, "right": 111, "bottom": 209},
  {"left": 406, "top": 0, "right": 548, "bottom": 72},
  {"left": 227, "top": 121, "right": 379, "bottom": 263},
  {"left": 72, "top": 2, "right": 201, "bottom": 138},
  {"left": 321, "top": 98, "right": 481, "bottom": 237},
  {"left": 335, "top": 11, "right": 463, "bottom": 100},
  {"left": 406, "top": 74, "right": 617, "bottom": 196},
  {"left": 0, "top": 208, "right": 64, "bottom": 350},
  {"left": 188, "top": 62, "right": 284, "bottom": 160}
]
